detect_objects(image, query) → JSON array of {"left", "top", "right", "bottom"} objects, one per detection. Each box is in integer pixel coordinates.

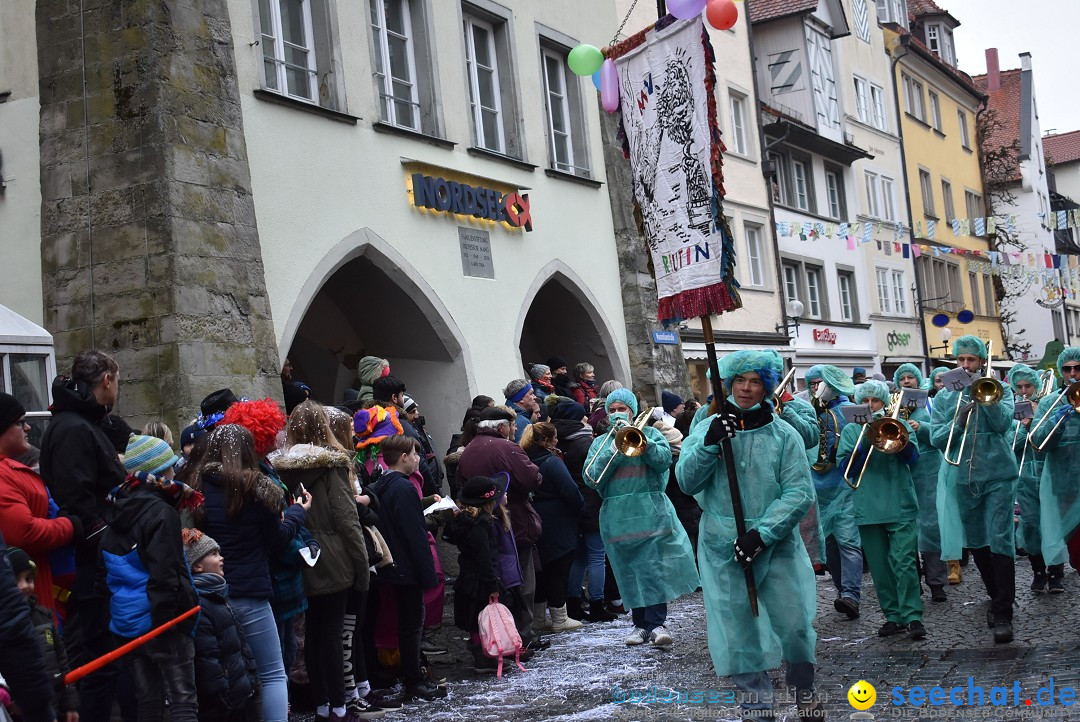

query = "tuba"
[{"left": 811, "top": 408, "right": 841, "bottom": 472}]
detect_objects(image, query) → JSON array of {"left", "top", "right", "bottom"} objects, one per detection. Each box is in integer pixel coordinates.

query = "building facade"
[
  {"left": 884, "top": 0, "right": 1004, "bottom": 364},
  {"left": 3, "top": 0, "right": 633, "bottom": 449},
  {"left": 1045, "top": 130, "right": 1080, "bottom": 347}
]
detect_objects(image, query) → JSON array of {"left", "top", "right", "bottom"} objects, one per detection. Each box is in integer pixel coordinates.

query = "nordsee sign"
[{"left": 411, "top": 173, "right": 533, "bottom": 232}]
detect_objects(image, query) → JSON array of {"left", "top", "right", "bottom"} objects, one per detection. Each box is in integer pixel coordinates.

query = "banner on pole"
[{"left": 611, "top": 19, "right": 741, "bottom": 324}]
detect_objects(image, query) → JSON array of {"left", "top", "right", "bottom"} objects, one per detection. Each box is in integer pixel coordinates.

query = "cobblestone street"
[{"left": 314, "top": 556, "right": 1080, "bottom": 721}]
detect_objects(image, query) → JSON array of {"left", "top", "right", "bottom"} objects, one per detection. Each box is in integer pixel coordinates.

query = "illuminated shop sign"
[{"left": 410, "top": 173, "right": 533, "bottom": 232}]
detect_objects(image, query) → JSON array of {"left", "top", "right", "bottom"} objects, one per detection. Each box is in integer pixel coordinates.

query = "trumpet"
[
  {"left": 583, "top": 407, "right": 656, "bottom": 483},
  {"left": 943, "top": 341, "right": 1003, "bottom": 466},
  {"left": 771, "top": 367, "right": 798, "bottom": 416},
  {"left": 1027, "top": 380, "right": 1080, "bottom": 453},
  {"left": 843, "top": 398, "right": 910, "bottom": 489}
]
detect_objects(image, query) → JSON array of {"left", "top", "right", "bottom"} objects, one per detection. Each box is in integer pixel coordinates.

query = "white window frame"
[
  {"left": 541, "top": 48, "right": 575, "bottom": 173},
  {"left": 792, "top": 159, "right": 810, "bottom": 211},
  {"left": 260, "top": 0, "right": 319, "bottom": 102},
  {"left": 891, "top": 270, "right": 907, "bottom": 314},
  {"left": 876, "top": 268, "right": 892, "bottom": 313},
  {"left": 919, "top": 168, "right": 935, "bottom": 217},
  {"left": 957, "top": 109, "right": 970, "bottom": 148},
  {"left": 826, "top": 170, "right": 842, "bottom": 219},
  {"left": 838, "top": 272, "right": 855, "bottom": 322},
  {"left": 783, "top": 263, "right": 800, "bottom": 306},
  {"left": 745, "top": 225, "right": 765, "bottom": 287},
  {"left": 875, "top": 0, "right": 908, "bottom": 28},
  {"left": 371, "top": 0, "right": 421, "bottom": 130},
  {"left": 805, "top": 267, "right": 823, "bottom": 319},
  {"left": 854, "top": 77, "right": 869, "bottom": 124},
  {"left": 729, "top": 91, "right": 749, "bottom": 156},
  {"left": 870, "top": 84, "right": 887, "bottom": 131},
  {"left": 464, "top": 14, "right": 506, "bottom": 153},
  {"left": 880, "top": 176, "right": 896, "bottom": 221},
  {"left": 864, "top": 170, "right": 881, "bottom": 219},
  {"left": 903, "top": 74, "right": 925, "bottom": 122},
  {"left": 928, "top": 89, "right": 942, "bottom": 131}
]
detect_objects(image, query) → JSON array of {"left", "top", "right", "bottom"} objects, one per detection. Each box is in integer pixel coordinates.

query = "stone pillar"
[
  {"left": 37, "top": 0, "right": 281, "bottom": 432},
  {"left": 599, "top": 110, "right": 694, "bottom": 402}
]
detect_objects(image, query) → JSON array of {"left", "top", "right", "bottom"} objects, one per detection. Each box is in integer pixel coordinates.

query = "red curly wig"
[{"left": 222, "top": 398, "right": 286, "bottom": 457}]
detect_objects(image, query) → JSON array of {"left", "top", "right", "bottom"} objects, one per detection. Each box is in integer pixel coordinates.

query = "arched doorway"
[
  {"left": 280, "top": 230, "right": 473, "bottom": 461},
  {"left": 517, "top": 262, "right": 628, "bottom": 386}
]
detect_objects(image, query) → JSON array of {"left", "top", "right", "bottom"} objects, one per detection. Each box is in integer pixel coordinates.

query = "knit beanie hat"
[
  {"left": 353, "top": 405, "right": 404, "bottom": 450},
  {"left": 182, "top": 528, "right": 219, "bottom": 570},
  {"left": 893, "top": 363, "right": 924, "bottom": 389},
  {"left": 1057, "top": 346, "right": 1080, "bottom": 376},
  {"left": 549, "top": 398, "right": 587, "bottom": 421},
  {"left": 357, "top": 356, "right": 390, "bottom": 385},
  {"left": 953, "top": 335, "right": 988, "bottom": 359},
  {"left": 124, "top": 435, "right": 179, "bottom": 475},
  {"left": 546, "top": 356, "right": 568, "bottom": 372},
  {"left": 661, "top": 390, "right": 683, "bottom": 414},
  {"left": 855, "top": 380, "right": 891, "bottom": 405},
  {"left": 401, "top": 394, "right": 418, "bottom": 413},
  {"left": 0, "top": 392, "right": 25, "bottom": 433},
  {"left": 605, "top": 387, "right": 639, "bottom": 416},
  {"left": 527, "top": 364, "right": 550, "bottom": 382},
  {"left": 852, "top": 367, "right": 867, "bottom": 377},
  {"left": 5, "top": 546, "right": 35, "bottom": 577}
]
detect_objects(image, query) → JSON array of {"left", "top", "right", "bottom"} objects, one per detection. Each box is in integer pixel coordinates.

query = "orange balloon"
[{"left": 706, "top": 0, "right": 739, "bottom": 30}]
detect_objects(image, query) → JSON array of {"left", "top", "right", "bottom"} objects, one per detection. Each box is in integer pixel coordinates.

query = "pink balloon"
[
  {"left": 706, "top": 0, "right": 739, "bottom": 30},
  {"left": 668, "top": 0, "right": 708, "bottom": 20},
  {"left": 600, "top": 59, "right": 620, "bottom": 113}
]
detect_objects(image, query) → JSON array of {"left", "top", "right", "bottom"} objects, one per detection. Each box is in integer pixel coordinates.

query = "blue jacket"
[
  {"left": 198, "top": 465, "right": 306, "bottom": 601},
  {"left": 370, "top": 470, "right": 438, "bottom": 588},
  {"left": 99, "top": 481, "right": 198, "bottom": 638},
  {"left": 526, "top": 448, "right": 584, "bottom": 563}
]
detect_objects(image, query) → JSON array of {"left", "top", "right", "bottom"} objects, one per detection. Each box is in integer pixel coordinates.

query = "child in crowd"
[
  {"left": 183, "top": 528, "right": 260, "bottom": 722},
  {"left": 6, "top": 546, "right": 79, "bottom": 721},
  {"left": 100, "top": 435, "right": 201, "bottom": 722},
  {"left": 443, "top": 475, "right": 511, "bottom": 674},
  {"left": 366, "top": 435, "right": 445, "bottom": 701}
]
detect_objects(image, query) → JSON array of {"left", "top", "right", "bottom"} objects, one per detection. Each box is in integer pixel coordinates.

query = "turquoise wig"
[{"left": 716, "top": 349, "right": 784, "bottom": 396}]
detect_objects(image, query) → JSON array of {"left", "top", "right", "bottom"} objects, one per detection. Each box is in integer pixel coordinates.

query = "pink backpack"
[{"left": 478, "top": 594, "right": 526, "bottom": 677}]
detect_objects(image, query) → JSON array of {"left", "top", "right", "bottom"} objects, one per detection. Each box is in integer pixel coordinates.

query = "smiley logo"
[{"left": 848, "top": 680, "right": 876, "bottom": 710}]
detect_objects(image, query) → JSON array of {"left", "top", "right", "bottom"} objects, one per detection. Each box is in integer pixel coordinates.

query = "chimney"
[
  {"left": 1020, "top": 51, "right": 1032, "bottom": 72},
  {"left": 985, "top": 48, "right": 1000, "bottom": 91}
]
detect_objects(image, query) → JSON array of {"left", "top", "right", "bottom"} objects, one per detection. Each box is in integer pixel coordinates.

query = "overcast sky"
[{"left": 944, "top": 0, "right": 1079, "bottom": 137}]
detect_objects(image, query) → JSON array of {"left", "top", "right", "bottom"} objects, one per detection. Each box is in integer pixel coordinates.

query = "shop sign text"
[
  {"left": 886, "top": 332, "right": 912, "bottom": 352},
  {"left": 412, "top": 173, "right": 533, "bottom": 232},
  {"left": 812, "top": 328, "right": 837, "bottom": 345}
]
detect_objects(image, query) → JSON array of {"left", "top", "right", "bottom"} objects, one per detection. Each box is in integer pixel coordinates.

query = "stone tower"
[{"left": 36, "top": 0, "right": 281, "bottom": 431}]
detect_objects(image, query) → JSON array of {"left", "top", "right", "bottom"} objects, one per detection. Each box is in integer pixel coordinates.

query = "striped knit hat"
[{"left": 124, "top": 435, "right": 179, "bottom": 475}]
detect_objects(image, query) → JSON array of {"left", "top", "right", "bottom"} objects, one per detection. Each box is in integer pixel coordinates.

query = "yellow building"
[{"left": 884, "top": 0, "right": 1003, "bottom": 364}]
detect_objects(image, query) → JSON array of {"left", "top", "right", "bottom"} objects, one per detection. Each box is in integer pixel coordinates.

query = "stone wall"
[
  {"left": 37, "top": 0, "right": 281, "bottom": 432},
  {"left": 599, "top": 110, "right": 694, "bottom": 403}
]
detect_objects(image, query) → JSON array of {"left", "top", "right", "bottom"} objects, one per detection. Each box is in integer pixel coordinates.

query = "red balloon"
[{"left": 706, "top": 0, "right": 739, "bottom": 30}]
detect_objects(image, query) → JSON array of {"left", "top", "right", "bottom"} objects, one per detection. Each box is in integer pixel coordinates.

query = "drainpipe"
[
  {"left": 889, "top": 34, "right": 933, "bottom": 374},
  {"left": 744, "top": 0, "right": 794, "bottom": 366}
]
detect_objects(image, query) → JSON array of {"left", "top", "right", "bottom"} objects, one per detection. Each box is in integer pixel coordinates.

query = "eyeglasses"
[{"left": 1063, "top": 365, "right": 1080, "bottom": 373}]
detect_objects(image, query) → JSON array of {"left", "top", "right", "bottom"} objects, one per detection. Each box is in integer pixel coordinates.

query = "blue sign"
[
  {"left": 652, "top": 330, "right": 679, "bottom": 345},
  {"left": 411, "top": 173, "right": 532, "bottom": 231}
]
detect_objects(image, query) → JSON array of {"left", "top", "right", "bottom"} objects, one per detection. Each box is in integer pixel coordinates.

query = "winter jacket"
[
  {"left": 0, "top": 532, "right": 54, "bottom": 722},
  {"left": 39, "top": 376, "right": 127, "bottom": 548},
  {"left": 192, "top": 573, "right": 259, "bottom": 714},
  {"left": 28, "top": 599, "right": 78, "bottom": 714},
  {"left": 197, "top": 465, "right": 307, "bottom": 601},
  {"left": 270, "top": 445, "right": 369, "bottom": 595},
  {"left": 526, "top": 447, "right": 584, "bottom": 563},
  {"left": 443, "top": 511, "right": 501, "bottom": 632},
  {"left": 0, "top": 457, "right": 77, "bottom": 615},
  {"left": 369, "top": 470, "right": 438, "bottom": 588},
  {"left": 510, "top": 404, "right": 532, "bottom": 442},
  {"left": 99, "top": 481, "right": 198, "bottom": 638},
  {"left": 457, "top": 428, "right": 543, "bottom": 548},
  {"left": 571, "top": 380, "right": 598, "bottom": 408},
  {"left": 553, "top": 419, "right": 602, "bottom": 533}
]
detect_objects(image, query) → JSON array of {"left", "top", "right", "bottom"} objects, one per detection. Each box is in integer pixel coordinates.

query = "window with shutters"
[
  {"left": 806, "top": 25, "right": 840, "bottom": 130},
  {"left": 854, "top": 0, "right": 872, "bottom": 42}
]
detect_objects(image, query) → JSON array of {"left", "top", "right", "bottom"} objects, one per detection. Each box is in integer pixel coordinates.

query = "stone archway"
[
  {"left": 516, "top": 261, "right": 629, "bottom": 386},
  {"left": 279, "top": 229, "right": 474, "bottom": 458}
]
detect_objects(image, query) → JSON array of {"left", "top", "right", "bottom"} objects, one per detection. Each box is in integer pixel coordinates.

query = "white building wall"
[{"left": 0, "top": 0, "right": 44, "bottom": 326}]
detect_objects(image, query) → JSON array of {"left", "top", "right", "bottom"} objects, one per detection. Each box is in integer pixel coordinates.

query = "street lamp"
[
  {"left": 929, "top": 327, "right": 952, "bottom": 355},
  {"left": 776, "top": 299, "right": 805, "bottom": 337}
]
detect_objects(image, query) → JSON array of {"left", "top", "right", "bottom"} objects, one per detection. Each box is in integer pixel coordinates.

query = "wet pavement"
[{"left": 293, "top": 550, "right": 1080, "bottom": 721}]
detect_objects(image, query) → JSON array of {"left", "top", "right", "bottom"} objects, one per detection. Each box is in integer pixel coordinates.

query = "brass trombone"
[
  {"left": 1010, "top": 369, "right": 1056, "bottom": 456},
  {"left": 583, "top": 407, "right": 656, "bottom": 483},
  {"left": 943, "top": 340, "right": 1004, "bottom": 467},
  {"left": 843, "top": 395, "right": 910, "bottom": 489},
  {"left": 1027, "top": 381, "right": 1080, "bottom": 453},
  {"left": 771, "top": 367, "right": 798, "bottom": 416}
]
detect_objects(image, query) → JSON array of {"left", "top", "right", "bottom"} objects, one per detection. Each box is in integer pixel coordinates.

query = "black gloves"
[
  {"left": 61, "top": 513, "right": 85, "bottom": 544},
  {"left": 705, "top": 411, "right": 739, "bottom": 447},
  {"left": 733, "top": 529, "right": 766, "bottom": 568}
]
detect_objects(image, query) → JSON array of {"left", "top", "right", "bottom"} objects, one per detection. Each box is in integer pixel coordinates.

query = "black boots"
[
  {"left": 566, "top": 597, "right": 584, "bottom": 620},
  {"left": 1048, "top": 564, "right": 1066, "bottom": 594},
  {"left": 587, "top": 599, "right": 618, "bottom": 622}
]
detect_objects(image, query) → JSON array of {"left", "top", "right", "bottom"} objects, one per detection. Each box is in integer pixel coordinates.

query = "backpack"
[{"left": 477, "top": 594, "right": 526, "bottom": 677}]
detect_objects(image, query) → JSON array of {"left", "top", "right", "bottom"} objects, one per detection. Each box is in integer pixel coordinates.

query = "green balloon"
[{"left": 568, "top": 44, "right": 604, "bottom": 77}]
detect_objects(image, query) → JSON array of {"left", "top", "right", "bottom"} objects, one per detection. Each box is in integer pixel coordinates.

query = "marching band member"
[
  {"left": 1030, "top": 347, "right": 1080, "bottom": 583},
  {"left": 1007, "top": 365, "right": 1061, "bottom": 593},
  {"left": 677, "top": 350, "right": 821, "bottom": 720},
  {"left": 930, "top": 335, "right": 1018, "bottom": 643},
  {"left": 926, "top": 363, "right": 963, "bottom": 585},
  {"left": 894, "top": 364, "right": 947, "bottom": 602},
  {"left": 805, "top": 365, "right": 862, "bottom": 620},
  {"left": 838, "top": 380, "right": 925, "bottom": 640}
]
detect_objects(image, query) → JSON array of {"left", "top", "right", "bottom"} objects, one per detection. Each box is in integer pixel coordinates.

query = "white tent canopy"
[{"left": 0, "top": 303, "right": 52, "bottom": 346}]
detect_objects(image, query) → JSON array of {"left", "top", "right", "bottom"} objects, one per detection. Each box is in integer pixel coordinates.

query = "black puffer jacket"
[
  {"left": 39, "top": 377, "right": 127, "bottom": 546},
  {"left": 369, "top": 470, "right": 438, "bottom": 589},
  {"left": 0, "top": 533, "right": 54, "bottom": 722},
  {"left": 29, "top": 600, "right": 77, "bottom": 715},
  {"left": 192, "top": 573, "right": 259, "bottom": 715},
  {"left": 553, "top": 419, "right": 602, "bottom": 533}
]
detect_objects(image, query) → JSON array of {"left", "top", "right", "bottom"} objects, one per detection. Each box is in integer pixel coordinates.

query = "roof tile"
[
  {"left": 1045, "top": 131, "right": 1080, "bottom": 166},
  {"left": 748, "top": 0, "right": 818, "bottom": 24},
  {"left": 972, "top": 68, "right": 1022, "bottom": 181}
]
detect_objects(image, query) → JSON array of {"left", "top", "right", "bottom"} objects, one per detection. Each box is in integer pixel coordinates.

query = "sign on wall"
[
  {"left": 458, "top": 226, "right": 494, "bottom": 279},
  {"left": 411, "top": 173, "right": 532, "bottom": 232}
]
